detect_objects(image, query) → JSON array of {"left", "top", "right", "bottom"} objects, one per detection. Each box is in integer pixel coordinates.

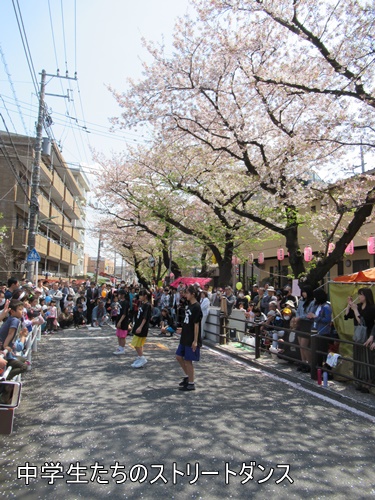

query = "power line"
[
  {"left": 1, "top": 94, "right": 146, "bottom": 140},
  {"left": 11, "top": 0, "right": 39, "bottom": 95},
  {"left": 0, "top": 43, "right": 28, "bottom": 135},
  {"left": 0, "top": 114, "right": 31, "bottom": 200}
]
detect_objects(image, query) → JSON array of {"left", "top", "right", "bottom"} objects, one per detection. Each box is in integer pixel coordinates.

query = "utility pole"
[
  {"left": 26, "top": 70, "right": 46, "bottom": 281},
  {"left": 26, "top": 69, "right": 77, "bottom": 282}
]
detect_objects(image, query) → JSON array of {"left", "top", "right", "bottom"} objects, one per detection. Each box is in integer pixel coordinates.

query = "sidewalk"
[{"left": 210, "top": 338, "right": 375, "bottom": 416}]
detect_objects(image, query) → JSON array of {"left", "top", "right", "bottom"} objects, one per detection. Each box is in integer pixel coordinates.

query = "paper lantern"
[
  {"left": 304, "top": 246, "right": 313, "bottom": 262},
  {"left": 277, "top": 248, "right": 284, "bottom": 261},
  {"left": 232, "top": 256, "right": 240, "bottom": 266},
  {"left": 248, "top": 253, "right": 254, "bottom": 264},
  {"left": 328, "top": 242, "right": 335, "bottom": 254},
  {"left": 367, "top": 236, "right": 375, "bottom": 255},
  {"left": 345, "top": 241, "right": 354, "bottom": 255},
  {"left": 258, "top": 252, "right": 264, "bottom": 264}
]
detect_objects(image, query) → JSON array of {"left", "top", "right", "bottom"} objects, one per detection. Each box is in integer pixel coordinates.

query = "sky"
[{"left": 0, "top": 0, "right": 193, "bottom": 257}]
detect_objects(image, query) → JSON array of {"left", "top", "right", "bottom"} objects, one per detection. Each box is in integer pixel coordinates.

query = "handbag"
[{"left": 353, "top": 317, "right": 367, "bottom": 344}]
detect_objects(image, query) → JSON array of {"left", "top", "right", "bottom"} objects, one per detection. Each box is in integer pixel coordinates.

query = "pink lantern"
[
  {"left": 277, "top": 248, "right": 284, "bottom": 261},
  {"left": 345, "top": 241, "right": 354, "bottom": 255},
  {"left": 304, "top": 246, "right": 313, "bottom": 262},
  {"left": 248, "top": 253, "right": 254, "bottom": 264},
  {"left": 258, "top": 252, "right": 264, "bottom": 264},
  {"left": 328, "top": 242, "right": 335, "bottom": 254},
  {"left": 367, "top": 236, "right": 375, "bottom": 255}
]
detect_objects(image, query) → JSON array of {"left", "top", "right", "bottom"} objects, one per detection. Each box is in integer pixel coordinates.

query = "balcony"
[
  {"left": 12, "top": 229, "right": 28, "bottom": 251},
  {"left": 61, "top": 247, "right": 71, "bottom": 263},
  {"left": 35, "top": 234, "right": 48, "bottom": 255},
  {"left": 71, "top": 228, "right": 82, "bottom": 243},
  {"left": 50, "top": 206, "right": 64, "bottom": 226},
  {"left": 52, "top": 173, "right": 65, "bottom": 196},
  {"left": 40, "top": 162, "right": 53, "bottom": 184},
  {"left": 70, "top": 253, "right": 78, "bottom": 266},
  {"left": 48, "top": 240, "right": 61, "bottom": 260},
  {"left": 65, "top": 189, "right": 74, "bottom": 210},
  {"left": 38, "top": 195, "right": 50, "bottom": 220}
]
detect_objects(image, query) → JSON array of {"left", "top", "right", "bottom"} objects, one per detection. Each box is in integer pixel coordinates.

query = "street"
[{"left": 1, "top": 325, "right": 375, "bottom": 499}]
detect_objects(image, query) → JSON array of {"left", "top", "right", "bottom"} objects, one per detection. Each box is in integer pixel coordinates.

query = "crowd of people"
[{"left": 0, "top": 276, "right": 374, "bottom": 394}]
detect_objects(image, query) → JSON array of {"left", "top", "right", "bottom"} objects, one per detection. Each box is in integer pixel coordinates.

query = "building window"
[{"left": 353, "top": 259, "right": 370, "bottom": 273}]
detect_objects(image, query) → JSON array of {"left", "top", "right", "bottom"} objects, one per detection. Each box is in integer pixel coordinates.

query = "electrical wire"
[
  {"left": 12, "top": 0, "right": 39, "bottom": 95},
  {"left": 0, "top": 114, "right": 31, "bottom": 200},
  {"left": 0, "top": 44, "right": 28, "bottom": 135}
]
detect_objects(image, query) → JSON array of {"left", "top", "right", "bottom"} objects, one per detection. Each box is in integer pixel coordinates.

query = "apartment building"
[
  {"left": 84, "top": 255, "right": 114, "bottom": 276},
  {"left": 0, "top": 131, "right": 89, "bottom": 279}
]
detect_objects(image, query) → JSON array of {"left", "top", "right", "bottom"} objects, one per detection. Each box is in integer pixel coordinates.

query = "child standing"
[
  {"left": 46, "top": 300, "right": 58, "bottom": 333},
  {"left": 131, "top": 290, "right": 152, "bottom": 368},
  {"left": 113, "top": 292, "right": 130, "bottom": 355},
  {"left": 111, "top": 295, "right": 121, "bottom": 324},
  {"left": 176, "top": 285, "right": 203, "bottom": 391}
]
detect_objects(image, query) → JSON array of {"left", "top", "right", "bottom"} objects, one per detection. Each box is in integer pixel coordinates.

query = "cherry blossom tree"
[
  {"left": 108, "top": 0, "right": 375, "bottom": 288},
  {"left": 94, "top": 146, "right": 266, "bottom": 286}
]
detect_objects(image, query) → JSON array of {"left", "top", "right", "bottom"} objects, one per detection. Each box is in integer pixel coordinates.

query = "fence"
[
  {"left": 0, "top": 324, "right": 41, "bottom": 434},
  {"left": 204, "top": 307, "right": 375, "bottom": 391}
]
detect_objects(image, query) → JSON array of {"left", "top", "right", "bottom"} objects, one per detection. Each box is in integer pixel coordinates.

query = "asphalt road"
[{"left": 1, "top": 325, "right": 375, "bottom": 499}]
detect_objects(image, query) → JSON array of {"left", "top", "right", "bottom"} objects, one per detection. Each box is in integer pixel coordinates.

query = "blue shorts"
[
  {"left": 166, "top": 326, "right": 175, "bottom": 334},
  {"left": 176, "top": 343, "right": 200, "bottom": 362}
]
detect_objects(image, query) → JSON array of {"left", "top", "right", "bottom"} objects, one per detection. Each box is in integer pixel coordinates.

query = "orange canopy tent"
[
  {"left": 333, "top": 267, "right": 375, "bottom": 283},
  {"left": 330, "top": 268, "right": 375, "bottom": 361}
]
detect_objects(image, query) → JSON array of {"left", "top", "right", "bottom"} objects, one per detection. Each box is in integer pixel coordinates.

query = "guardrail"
[
  {"left": 204, "top": 309, "right": 375, "bottom": 392},
  {"left": 0, "top": 324, "right": 41, "bottom": 434}
]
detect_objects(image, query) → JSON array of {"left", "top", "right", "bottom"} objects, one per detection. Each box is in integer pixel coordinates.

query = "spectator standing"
[
  {"left": 345, "top": 288, "right": 375, "bottom": 393},
  {"left": 5, "top": 278, "right": 19, "bottom": 300},
  {"left": 86, "top": 282, "right": 98, "bottom": 325},
  {"left": 200, "top": 290, "right": 210, "bottom": 339}
]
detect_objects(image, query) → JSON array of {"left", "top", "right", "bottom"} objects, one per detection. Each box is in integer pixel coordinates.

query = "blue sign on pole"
[{"left": 27, "top": 248, "right": 41, "bottom": 262}]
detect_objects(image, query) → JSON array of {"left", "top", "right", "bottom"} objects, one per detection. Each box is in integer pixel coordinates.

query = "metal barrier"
[
  {"left": 0, "top": 323, "right": 41, "bottom": 434},
  {"left": 205, "top": 309, "right": 375, "bottom": 392}
]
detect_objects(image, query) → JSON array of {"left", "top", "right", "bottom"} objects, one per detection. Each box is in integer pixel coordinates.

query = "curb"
[{"left": 204, "top": 340, "right": 375, "bottom": 418}]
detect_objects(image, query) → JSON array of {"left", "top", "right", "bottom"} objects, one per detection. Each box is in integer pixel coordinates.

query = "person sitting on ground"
[
  {"left": 159, "top": 308, "right": 176, "bottom": 337},
  {"left": 58, "top": 306, "right": 74, "bottom": 329},
  {"left": 73, "top": 304, "right": 86, "bottom": 328},
  {"left": 0, "top": 300, "right": 29, "bottom": 380},
  {"left": 150, "top": 306, "right": 161, "bottom": 327},
  {"left": 91, "top": 299, "right": 109, "bottom": 327}
]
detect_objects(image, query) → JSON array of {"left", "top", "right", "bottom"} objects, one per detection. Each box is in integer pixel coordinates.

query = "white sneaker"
[
  {"left": 131, "top": 357, "right": 141, "bottom": 367},
  {"left": 113, "top": 347, "right": 125, "bottom": 355},
  {"left": 134, "top": 356, "right": 147, "bottom": 368}
]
